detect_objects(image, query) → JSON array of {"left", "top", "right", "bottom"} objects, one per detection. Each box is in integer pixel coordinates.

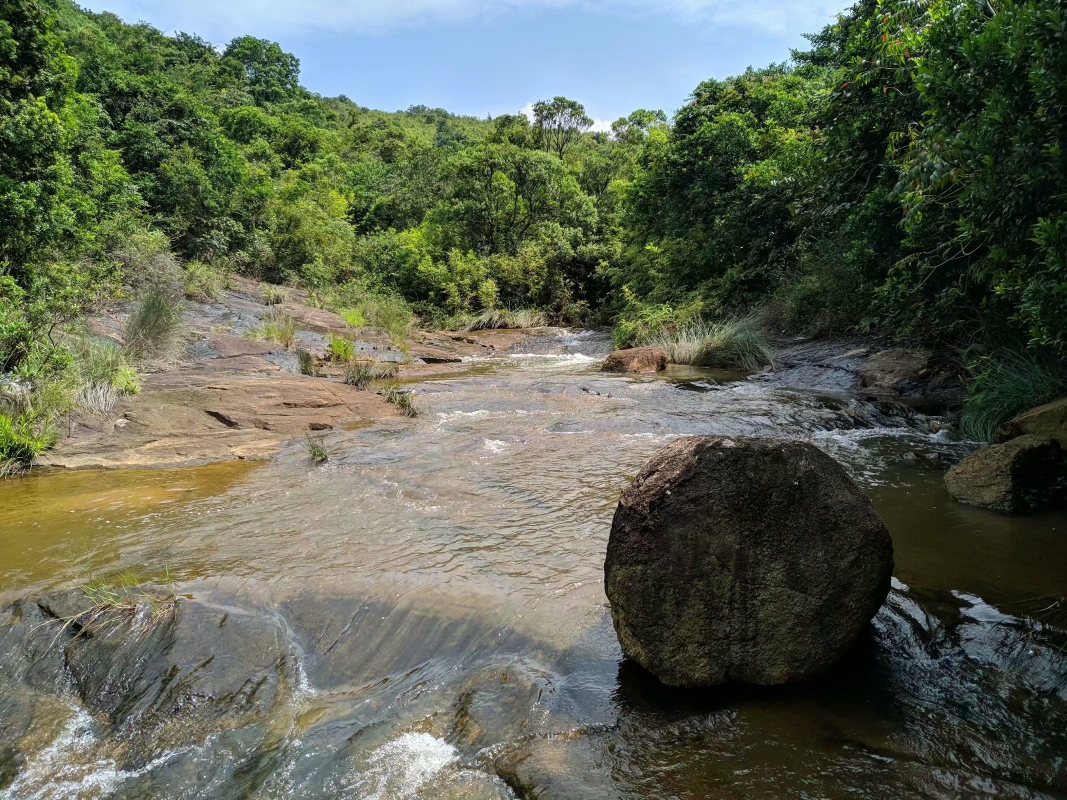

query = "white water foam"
[
  {"left": 1, "top": 706, "right": 184, "bottom": 800},
  {"left": 351, "top": 733, "right": 459, "bottom": 800}
]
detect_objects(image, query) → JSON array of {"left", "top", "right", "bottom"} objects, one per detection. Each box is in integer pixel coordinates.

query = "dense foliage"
[{"left": 1, "top": 0, "right": 1065, "bottom": 461}]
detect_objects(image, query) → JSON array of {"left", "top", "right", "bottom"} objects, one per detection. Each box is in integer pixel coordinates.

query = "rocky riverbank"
[{"left": 39, "top": 278, "right": 543, "bottom": 470}]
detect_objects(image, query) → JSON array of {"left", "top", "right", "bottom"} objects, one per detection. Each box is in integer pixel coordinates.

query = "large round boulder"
[{"left": 604, "top": 436, "right": 893, "bottom": 687}]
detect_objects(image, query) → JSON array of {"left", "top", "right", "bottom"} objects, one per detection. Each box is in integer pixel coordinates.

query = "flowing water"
[{"left": 1, "top": 330, "right": 1066, "bottom": 799}]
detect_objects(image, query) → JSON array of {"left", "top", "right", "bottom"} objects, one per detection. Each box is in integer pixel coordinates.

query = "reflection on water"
[{"left": 1, "top": 330, "right": 1066, "bottom": 799}]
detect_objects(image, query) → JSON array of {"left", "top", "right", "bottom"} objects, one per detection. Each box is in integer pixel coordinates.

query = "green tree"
[
  {"left": 532, "top": 97, "right": 593, "bottom": 159},
  {"left": 222, "top": 36, "right": 300, "bottom": 105}
]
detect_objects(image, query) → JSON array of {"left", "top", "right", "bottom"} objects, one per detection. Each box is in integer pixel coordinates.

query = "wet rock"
[
  {"left": 604, "top": 436, "right": 893, "bottom": 687},
  {"left": 945, "top": 435, "right": 1066, "bottom": 513},
  {"left": 602, "top": 347, "right": 669, "bottom": 374},
  {"left": 858, "top": 348, "right": 930, "bottom": 390},
  {"left": 999, "top": 398, "right": 1067, "bottom": 447}
]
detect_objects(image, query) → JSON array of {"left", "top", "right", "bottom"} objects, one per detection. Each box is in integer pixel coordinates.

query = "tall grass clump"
[
  {"left": 460, "top": 308, "right": 548, "bottom": 331},
  {"left": 344, "top": 359, "right": 399, "bottom": 390},
  {"left": 383, "top": 383, "right": 419, "bottom": 417},
  {"left": 304, "top": 434, "right": 329, "bottom": 464},
  {"left": 69, "top": 337, "right": 141, "bottom": 414},
  {"left": 247, "top": 310, "right": 296, "bottom": 349},
  {"left": 124, "top": 286, "right": 184, "bottom": 362},
  {"left": 644, "top": 315, "right": 774, "bottom": 371},
  {"left": 297, "top": 349, "right": 317, "bottom": 377},
  {"left": 960, "top": 350, "right": 1067, "bottom": 442}
]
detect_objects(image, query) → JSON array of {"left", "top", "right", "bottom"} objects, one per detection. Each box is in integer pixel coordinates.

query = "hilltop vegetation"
[{"left": 2, "top": 0, "right": 1066, "bottom": 469}]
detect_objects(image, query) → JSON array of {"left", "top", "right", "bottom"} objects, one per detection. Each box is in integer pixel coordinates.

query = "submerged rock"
[
  {"left": 999, "top": 398, "right": 1067, "bottom": 447},
  {"left": 945, "top": 435, "right": 1065, "bottom": 513},
  {"left": 602, "top": 347, "right": 669, "bottom": 374},
  {"left": 604, "top": 436, "right": 893, "bottom": 687},
  {"left": 857, "top": 348, "right": 930, "bottom": 390}
]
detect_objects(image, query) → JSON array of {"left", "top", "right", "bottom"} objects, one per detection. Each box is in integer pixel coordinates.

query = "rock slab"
[
  {"left": 602, "top": 347, "right": 669, "bottom": 374},
  {"left": 945, "top": 435, "right": 1065, "bottom": 513},
  {"left": 604, "top": 436, "right": 893, "bottom": 687},
  {"left": 999, "top": 398, "right": 1067, "bottom": 447}
]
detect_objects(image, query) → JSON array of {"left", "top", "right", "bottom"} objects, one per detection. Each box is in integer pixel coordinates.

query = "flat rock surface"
[{"left": 41, "top": 372, "right": 398, "bottom": 469}]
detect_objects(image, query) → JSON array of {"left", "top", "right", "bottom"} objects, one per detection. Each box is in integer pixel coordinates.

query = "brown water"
[{"left": 1, "top": 330, "right": 1066, "bottom": 799}]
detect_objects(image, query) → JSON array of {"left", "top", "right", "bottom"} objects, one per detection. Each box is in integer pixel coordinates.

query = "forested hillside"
[{"left": 2, "top": 0, "right": 1066, "bottom": 468}]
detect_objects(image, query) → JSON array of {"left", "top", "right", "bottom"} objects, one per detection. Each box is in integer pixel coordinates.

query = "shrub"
[
  {"left": 344, "top": 359, "right": 399, "bottom": 390},
  {"left": 0, "top": 413, "right": 57, "bottom": 476},
  {"left": 338, "top": 308, "right": 366, "bottom": 328},
  {"left": 383, "top": 383, "right": 419, "bottom": 417},
  {"left": 326, "top": 285, "right": 414, "bottom": 342},
  {"left": 960, "top": 350, "right": 1067, "bottom": 442},
  {"left": 124, "top": 287, "right": 184, "bottom": 362},
  {"left": 357, "top": 295, "right": 414, "bottom": 343},
  {"left": 183, "top": 260, "right": 227, "bottom": 302},
  {"left": 328, "top": 335, "right": 354, "bottom": 362},
  {"left": 304, "top": 434, "right": 329, "bottom": 464},
  {"left": 643, "top": 315, "right": 774, "bottom": 371}
]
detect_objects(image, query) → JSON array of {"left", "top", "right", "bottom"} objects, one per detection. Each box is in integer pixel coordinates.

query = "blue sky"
[{"left": 79, "top": 0, "right": 849, "bottom": 125}]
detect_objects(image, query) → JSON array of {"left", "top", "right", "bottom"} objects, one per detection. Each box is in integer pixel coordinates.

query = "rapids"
[{"left": 1, "top": 330, "right": 1065, "bottom": 799}]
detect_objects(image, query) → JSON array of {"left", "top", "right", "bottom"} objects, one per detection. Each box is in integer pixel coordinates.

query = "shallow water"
[{"left": 1, "top": 330, "right": 1066, "bottom": 799}]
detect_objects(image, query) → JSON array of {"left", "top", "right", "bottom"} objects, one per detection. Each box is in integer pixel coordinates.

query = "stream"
[{"left": 1, "top": 330, "right": 1066, "bottom": 799}]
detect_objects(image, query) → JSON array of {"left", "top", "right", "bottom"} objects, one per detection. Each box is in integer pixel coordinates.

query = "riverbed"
[{"left": 1, "top": 330, "right": 1066, "bottom": 799}]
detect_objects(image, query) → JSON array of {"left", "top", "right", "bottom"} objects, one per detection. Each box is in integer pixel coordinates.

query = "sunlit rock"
[{"left": 604, "top": 436, "right": 893, "bottom": 687}]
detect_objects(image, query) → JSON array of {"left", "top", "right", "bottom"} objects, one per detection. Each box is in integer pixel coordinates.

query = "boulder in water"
[
  {"left": 945, "top": 435, "right": 1065, "bottom": 513},
  {"left": 999, "top": 398, "right": 1067, "bottom": 447},
  {"left": 604, "top": 436, "right": 893, "bottom": 687},
  {"left": 602, "top": 347, "right": 669, "bottom": 374}
]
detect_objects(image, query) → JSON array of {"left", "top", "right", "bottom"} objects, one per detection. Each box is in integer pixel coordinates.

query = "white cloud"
[{"left": 100, "top": 0, "right": 845, "bottom": 37}]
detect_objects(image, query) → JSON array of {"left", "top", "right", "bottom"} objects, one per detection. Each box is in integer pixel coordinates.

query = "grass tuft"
[
  {"left": 57, "top": 570, "right": 178, "bottom": 639},
  {"left": 246, "top": 310, "right": 296, "bottom": 349},
  {"left": 383, "top": 383, "right": 419, "bottom": 417},
  {"left": 297, "top": 349, "right": 317, "bottom": 377},
  {"left": 961, "top": 349, "right": 1067, "bottom": 442},
  {"left": 344, "top": 359, "right": 400, "bottom": 390},
  {"left": 304, "top": 434, "right": 329, "bottom": 464},
  {"left": 459, "top": 308, "right": 548, "bottom": 332},
  {"left": 642, "top": 315, "right": 774, "bottom": 371},
  {"left": 262, "top": 285, "right": 290, "bottom": 306},
  {"left": 124, "top": 286, "right": 184, "bottom": 362}
]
